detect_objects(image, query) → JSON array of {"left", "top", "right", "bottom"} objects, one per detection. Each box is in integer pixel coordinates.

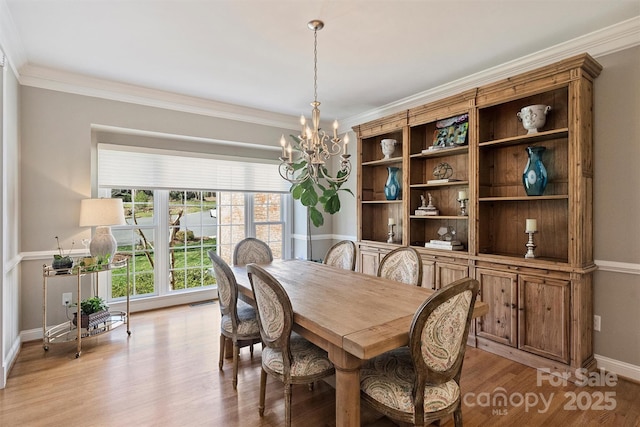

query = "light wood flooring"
[{"left": 1, "top": 302, "right": 638, "bottom": 426}]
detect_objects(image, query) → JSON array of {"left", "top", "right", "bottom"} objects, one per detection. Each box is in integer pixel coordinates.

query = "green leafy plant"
[
  {"left": 79, "top": 296, "right": 109, "bottom": 315},
  {"left": 287, "top": 135, "right": 353, "bottom": 227},
  {"left": 53, "top": 236, "right": 74, "bottom": 260},
  {"left": 73, "top": 254, "right": 111, "bottom": 273}
]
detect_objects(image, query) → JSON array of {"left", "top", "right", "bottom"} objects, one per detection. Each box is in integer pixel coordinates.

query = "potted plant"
[
  {"left": 73, "top": 254, "right": 111, "bottom": 273},
  {"left": 52, "top": 236, "right": 74, "bottom": 272},
  {"left": 73, "top": 296, "right": 110, "bottom": 329},
  {"left": 285, "top": 134, "right": 353, "bottom": 259}
]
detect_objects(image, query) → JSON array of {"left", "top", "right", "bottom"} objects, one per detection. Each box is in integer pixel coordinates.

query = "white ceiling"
[{"left": 2, "top": 0, "right": 639, "bottom": 126}]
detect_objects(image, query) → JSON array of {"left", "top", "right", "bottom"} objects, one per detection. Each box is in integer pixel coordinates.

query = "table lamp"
[{"left": 79, "top": 198, "right": 126, "bottom": 258}]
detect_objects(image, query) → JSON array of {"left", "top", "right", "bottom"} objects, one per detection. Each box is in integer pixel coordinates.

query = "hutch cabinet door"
[
  {"left": 359, "top": 251, "right": 379, "bottom": 276},
  {"left": 436, "top": 262, "right": 469, "bottom": 289},
  {"left": 518, "top": 275, "right": 570, "bottom": 363},
  {"left": 476, "top": 268, "right": 518, "bottom": 347},
  {"left": 358, "top": 245, "right": 390, "bottom": 277},
  {"left": 421, "top": 259, "right": 436, "bottom": 289}
]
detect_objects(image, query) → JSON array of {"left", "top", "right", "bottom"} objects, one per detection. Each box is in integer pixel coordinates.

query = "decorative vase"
[
  {"left": 384, "top": 167, "right": 401, "bottom": 200},
  {"left": 522, "top": 146, "right": 548, "bottom": 196},
  {"left": 380, "top": 139, "right": 397, "bottom": 159},
  {"left": 517, "top": 104, "right": 552, "bottom": 134}
]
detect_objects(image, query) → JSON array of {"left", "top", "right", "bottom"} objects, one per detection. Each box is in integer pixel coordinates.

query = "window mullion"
[
  {"left": 155, "top": 190, "right": 169, "bottom": 296},
  {"left": 245, "top": 193, "right": 254, "bottom": 237}
]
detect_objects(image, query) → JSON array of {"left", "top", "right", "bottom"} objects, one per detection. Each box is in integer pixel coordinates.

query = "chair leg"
[
  {"left": 232, "top": 342, "right": 239, "bottom": 390},
  {"left": 218, "top": 335, "right": 226, "bottom": 370},
  {"left": 259, "top": 368, "right": 267, "bottom": 416},
  {"left": 284, "top": 382, "right": 292, "bottom": 427},
  {"left": 308, "top": 382, "right": 314, "bottom": 391},
  {"left": 250, "top": 343, "right": 254, "bottom": 357},
  {"left": 453, "top": 406, "right": 463, "bottom": 427}
]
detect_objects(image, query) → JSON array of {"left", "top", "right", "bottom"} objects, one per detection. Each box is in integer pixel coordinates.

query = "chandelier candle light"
[{"left": 278, "top": 20, "right": 351, "bottom": 185}]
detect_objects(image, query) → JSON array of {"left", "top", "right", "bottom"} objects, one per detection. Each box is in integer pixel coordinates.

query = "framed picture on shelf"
[{"left": 431, "top": 113, "right": 469, "bottom": 148}]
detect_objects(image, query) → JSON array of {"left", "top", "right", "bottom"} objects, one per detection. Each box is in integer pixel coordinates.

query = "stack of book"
[
  {"left": 426, "top": 178, "right": 460, "bottom": 184},
  {"left": 424, "top": 240, "right": 464, "bottom": 251}
]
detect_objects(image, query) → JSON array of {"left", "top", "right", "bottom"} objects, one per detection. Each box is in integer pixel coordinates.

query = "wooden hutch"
[{"left": 353, "top": 54, "right": 602, "bottom": 375}]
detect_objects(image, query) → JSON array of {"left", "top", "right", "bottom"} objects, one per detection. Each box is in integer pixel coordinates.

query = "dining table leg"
[{"left": 329, "top": 343, "right": 363, "bottom": 427}]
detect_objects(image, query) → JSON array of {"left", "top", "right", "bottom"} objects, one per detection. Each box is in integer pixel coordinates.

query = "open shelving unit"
[{"left": 353, "top": 54, "right": 602, "bottom": 376}]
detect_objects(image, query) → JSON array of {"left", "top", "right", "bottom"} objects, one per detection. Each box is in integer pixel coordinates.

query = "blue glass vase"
[
  {"left": 522, "top": 146, "right": 548, "bottom": 196},
  {"left": 384, "top": 167, "right": 401, "bottom": 200}
]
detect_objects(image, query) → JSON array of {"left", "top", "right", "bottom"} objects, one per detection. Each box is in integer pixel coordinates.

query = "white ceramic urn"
[
  {"left": 380, "top": 139, "right": 397, "bottom": 159},
  {"left": 517, "top": 105, "right": 552, "bottom": 134}
]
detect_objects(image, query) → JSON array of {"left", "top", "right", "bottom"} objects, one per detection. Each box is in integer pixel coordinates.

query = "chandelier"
[{"left": 278, "top": 19, "right": 351, "bottom": 185}]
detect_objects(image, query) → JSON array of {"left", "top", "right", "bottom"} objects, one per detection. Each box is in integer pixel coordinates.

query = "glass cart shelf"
[{"left": 42, "top": 253, "right": 130, "bottom": 358}]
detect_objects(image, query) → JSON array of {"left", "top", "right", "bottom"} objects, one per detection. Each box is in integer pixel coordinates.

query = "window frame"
[{"left": 98, "top": 188, "right": 292, "bottom": 305}]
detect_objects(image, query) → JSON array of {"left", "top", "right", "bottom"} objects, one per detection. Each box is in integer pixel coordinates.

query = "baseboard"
[
  {"left": 595, "top": 354, "right": 640, "bottom": 383},
  {"left": 1, "top": 335, "right": 22, "bottom": 389}
]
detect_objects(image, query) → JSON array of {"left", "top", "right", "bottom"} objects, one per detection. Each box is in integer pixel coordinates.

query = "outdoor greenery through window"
[{"left": 105, "top": 189, "right": 286, "bottom": 302}]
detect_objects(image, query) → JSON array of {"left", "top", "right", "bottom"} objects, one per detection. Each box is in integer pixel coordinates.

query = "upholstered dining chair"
[
  {"left": 208, "top": 250, "right": 261, "bottom": 390},
  {"left": 359, "top": 278, "right": 479, "bottom": 427},
  {"left": 233, "top": 237, "right": 273, "bottom": 266},
  {"left": 377, "top": 246, "right": 423, "bottom": 286},
  {"left": 246, "top": 263, "right": 335, "bottom": 427},
  {"left": 323, "top": 240, "right": 357, "bottom": 271}
]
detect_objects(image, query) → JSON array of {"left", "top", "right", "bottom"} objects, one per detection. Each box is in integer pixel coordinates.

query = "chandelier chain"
[{"left": 313, "top": 27, "right": 318, "bottom": 104}]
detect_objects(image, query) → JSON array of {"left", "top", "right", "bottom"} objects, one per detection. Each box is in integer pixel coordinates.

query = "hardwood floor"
[{"left": 1, "top": 303, "right": 638, "bottom": 426}]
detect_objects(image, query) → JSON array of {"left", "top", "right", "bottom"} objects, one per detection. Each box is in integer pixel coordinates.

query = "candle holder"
[
  {"left": 387, "top": 224, "right": 396, "bottom": 243},
  {"left": 524, "top": 231, "right": 537, "bottom": 258},
  {"left": 457, "top": 197, "right": 468, "bottom": 216}
]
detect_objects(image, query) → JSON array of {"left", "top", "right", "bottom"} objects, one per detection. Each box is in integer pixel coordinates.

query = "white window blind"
[{"left": 98, "top": 143, "right": 290, "bottom": 193}]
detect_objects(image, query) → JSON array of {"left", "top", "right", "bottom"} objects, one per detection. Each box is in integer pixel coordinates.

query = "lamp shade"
[{"left": 79, "top": 198, "right": 126, "bottom": 227}]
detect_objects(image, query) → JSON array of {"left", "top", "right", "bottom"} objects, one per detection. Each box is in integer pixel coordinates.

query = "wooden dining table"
[{"left": 231, "top": 259, "right": 488, "bottom": 427}]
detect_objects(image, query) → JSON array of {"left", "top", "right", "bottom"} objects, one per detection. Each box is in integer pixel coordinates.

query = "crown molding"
[
  {"left": 19, "top": 64, "right": 299, "bottom": 129},
  {"left": 343, "top": 16, "right": 640, "bottom": 129}
]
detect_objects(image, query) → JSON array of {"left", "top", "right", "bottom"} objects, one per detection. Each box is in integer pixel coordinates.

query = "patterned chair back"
[
  {"left": 323, "top": 240, "right": 357, "bottom": 271},
  {"left": 409, "top": 278, "right": 478, "bottom": 386},
  {"left": 247, "top": 264, "right": 293, "bottom": 361},
  {"left": 377, "top": 247, "right": 423, "bottom": 286},
  {"left": 233, "top": 238, "right": 274, "bottom": 266},
  {"left": 208, "top": 250, "right": 239, "bottom": 323}
]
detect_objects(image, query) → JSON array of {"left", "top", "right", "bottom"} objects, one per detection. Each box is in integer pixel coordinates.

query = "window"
[
  {"left": 217, "top": 192, "right": 285, "bottom": 262},
  {"left": 104, "top": 188, "right": 289, "bottom": 302}
]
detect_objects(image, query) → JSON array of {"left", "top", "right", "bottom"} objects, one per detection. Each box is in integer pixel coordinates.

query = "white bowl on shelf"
[{"left": 517, "top": 104, "right": 551, "bottom": 134}]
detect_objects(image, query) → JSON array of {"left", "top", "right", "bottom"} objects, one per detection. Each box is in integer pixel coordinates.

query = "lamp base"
[{"left": 89, "top": 226, "right": 117, "bottom": 259}]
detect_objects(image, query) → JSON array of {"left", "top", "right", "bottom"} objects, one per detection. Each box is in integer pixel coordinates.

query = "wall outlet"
[
  {"left": 62, "top": 292, "right": 72, "bottom": 307},
  {"left": 593, "top": 315, "right": 601, "bottom": 332}
]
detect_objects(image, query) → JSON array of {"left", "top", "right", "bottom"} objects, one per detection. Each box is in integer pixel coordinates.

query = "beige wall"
[
  {"left": 19, "top": 87, "right": 296, "bottom": 330},
  {"left": 14, "top": 45, "right": 640, "bottom": 369},
  {"left": 592, "top": 46, "right": 640, "bottom": 366}
]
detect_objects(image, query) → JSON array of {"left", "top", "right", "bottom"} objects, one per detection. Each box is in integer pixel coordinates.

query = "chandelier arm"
[{"left": 279, "top": 162, "right": 311, "bottom": 185}]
